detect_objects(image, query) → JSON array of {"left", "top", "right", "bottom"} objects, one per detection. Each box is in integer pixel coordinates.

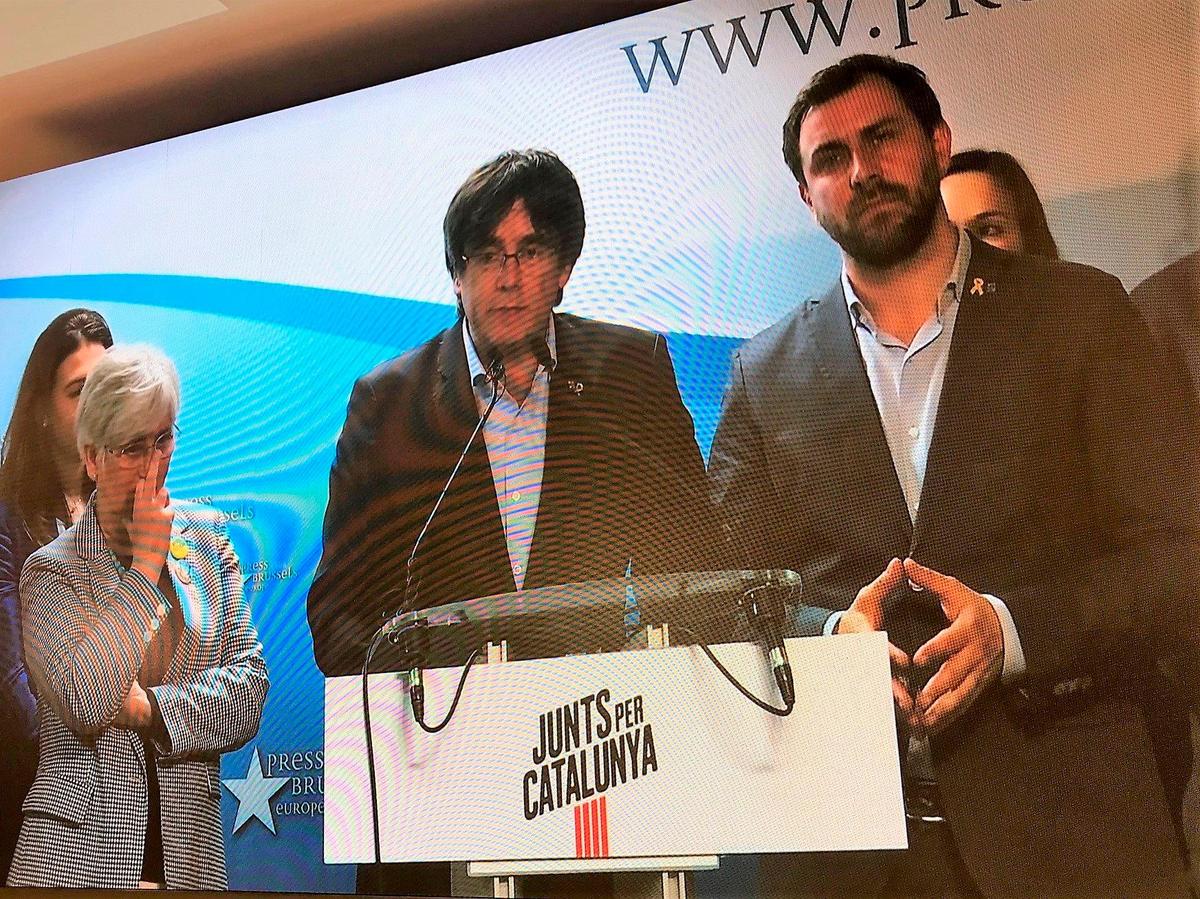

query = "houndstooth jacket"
[{"left": 6, "top": 499, "right": 268, "bottom": 890}]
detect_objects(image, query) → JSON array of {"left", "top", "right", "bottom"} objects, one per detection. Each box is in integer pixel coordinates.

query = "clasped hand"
[
  {"left": 113, "top": 680, "right": 152, "bottom": 731},
  {"left": 837, "top": 558, "right": 1003, "bottom": 735}
]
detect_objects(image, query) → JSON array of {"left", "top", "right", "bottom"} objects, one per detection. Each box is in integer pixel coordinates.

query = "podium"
[
  {"left": 365, "top": 569, "right": 795, "bottom": 668},
  {"left": 324, "top": 573, "right": 905, "bottom": 897}
]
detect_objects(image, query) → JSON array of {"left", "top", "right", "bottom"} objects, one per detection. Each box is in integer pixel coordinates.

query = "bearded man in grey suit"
[{"left": 710, "top": 54, "right": 1200, "bottom": 896}]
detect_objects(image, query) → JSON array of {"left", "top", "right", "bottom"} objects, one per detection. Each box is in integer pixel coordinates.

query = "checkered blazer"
[{"left": 6, "top": 500, "right": 268, "bottom": 890}]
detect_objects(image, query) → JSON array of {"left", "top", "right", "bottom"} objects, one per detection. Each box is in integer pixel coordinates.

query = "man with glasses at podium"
[{"left": 307, "top": 148, "right": 713, "bottom": 897}]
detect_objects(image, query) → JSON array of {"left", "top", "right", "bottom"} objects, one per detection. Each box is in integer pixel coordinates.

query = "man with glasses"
[{"left": 307, "top": 149, "right": 712, "bottom": 897}]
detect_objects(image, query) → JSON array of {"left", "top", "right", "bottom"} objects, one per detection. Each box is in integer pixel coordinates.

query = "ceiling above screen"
[
  {"left": 0, "top": 0, "right": 241, "bottom": 79},
  {"left": 0, "top": 0, "right": 674, "bottom": 183}
]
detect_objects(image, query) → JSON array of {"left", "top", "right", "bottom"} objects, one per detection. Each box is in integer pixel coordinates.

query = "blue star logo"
[{"left": 221, "top": 747, "right": 290, "bottom": 834}]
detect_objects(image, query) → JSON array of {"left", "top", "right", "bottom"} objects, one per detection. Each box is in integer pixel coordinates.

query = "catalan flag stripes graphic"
[{"left": 573, "top": 796, "right": 610, "bottom": 858}]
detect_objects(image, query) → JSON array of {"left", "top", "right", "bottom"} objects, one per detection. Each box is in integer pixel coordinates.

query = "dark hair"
[
  {"left": 946, "top": 150, "right": 1061, "bottom": 259},
  {"left": 782, "top": 54, "right": 944, "bottom": 186},
  {"left": 443, "top": 149, "right": 585, "bottom": 291},
  {"left": 0, "top": 309, "right": 113, "bottom": 544}
]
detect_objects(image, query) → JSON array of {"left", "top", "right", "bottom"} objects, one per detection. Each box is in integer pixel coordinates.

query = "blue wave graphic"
[
  {"left": 0, "top": 274, "right": 749, "bottom": 894},
  {"left": 0, "top": 273, "right": 742, "bottom": 454},
  {"left": 0, "top": 273, "right": 457, "bottom": 342}
]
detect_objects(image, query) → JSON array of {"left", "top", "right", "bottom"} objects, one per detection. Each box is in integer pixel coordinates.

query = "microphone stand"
[
  {"left": 610, "top": 430, "right": 795, "bottom": 712},
  {"left": 402, "top": 354, "right": 504, "bottom": 728}
]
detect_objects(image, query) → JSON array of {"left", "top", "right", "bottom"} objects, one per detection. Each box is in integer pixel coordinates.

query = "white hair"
[{"left": 76, "top": 344, "right": 181, "bottom": 453}]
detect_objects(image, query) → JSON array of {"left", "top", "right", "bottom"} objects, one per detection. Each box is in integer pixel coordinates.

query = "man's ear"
[
  {"left": 798, "top": 181, "right": 813, "bottom": 211},
  {"left": 932, "top": 121, "right": 952, "bottom": 175},
  {"left": 556, "top": 264, "right": 574, "bottom": 292}
]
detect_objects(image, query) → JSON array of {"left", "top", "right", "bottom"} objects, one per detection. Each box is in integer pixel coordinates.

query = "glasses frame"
[
  {"left": 104, "top": 424, "right": 180, "bottom": 468},
  {"left": 460, "top": 241, "right": 555, "bottom": 275}
]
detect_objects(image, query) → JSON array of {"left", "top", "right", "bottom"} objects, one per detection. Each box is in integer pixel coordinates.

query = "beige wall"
[{"left": 0, "top": 0, "right": 673, "bottom": 184}]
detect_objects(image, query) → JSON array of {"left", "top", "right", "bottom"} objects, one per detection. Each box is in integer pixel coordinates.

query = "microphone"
[
  {"left": 486, "top": 352, "right": 506, "bottom": 386},
  {"left": 394, "top": 348, "right": 504, "bottom": 723},
  {"left": 740, "top": 572, "right": 797, "bottom": 709}
]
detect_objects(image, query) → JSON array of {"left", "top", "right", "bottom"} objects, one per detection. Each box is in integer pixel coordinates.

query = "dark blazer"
[
  {"left": 0, "top": 500, "right": 39, "bottom": 880},
  {"left": 709, "top": 238, "right": 1200, "bottom": 896},
  {"left": 1132, "top": 250, "right": 1200, "bottom": 393},
  {"left": 308, "top": 312, "right": 714, "bottom": 678}
]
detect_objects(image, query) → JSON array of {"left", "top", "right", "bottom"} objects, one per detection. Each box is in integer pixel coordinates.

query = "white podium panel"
[{"left": 324, "top": 633, "right": 904, "bottom": 863}]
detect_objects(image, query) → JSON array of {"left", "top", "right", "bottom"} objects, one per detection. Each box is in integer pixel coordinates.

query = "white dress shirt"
[
  {"left": 462, "top": 318, "right": 556, "bottom": 591},
  {"left": 827, "top": 232, "right": 1026, "bottom": 684}
]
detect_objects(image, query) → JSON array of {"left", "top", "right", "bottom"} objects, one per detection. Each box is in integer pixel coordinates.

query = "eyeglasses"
[
  {"left": 105, "top": 425, "right": 179, "bottom": 467},
  {"left": 461, "top": 242, "right": 554, "bottom": 275}
]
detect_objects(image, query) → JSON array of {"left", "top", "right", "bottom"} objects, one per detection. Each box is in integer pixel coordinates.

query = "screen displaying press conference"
[{"left": 0, "top": 0, "right": 1195, "bottom": 894}]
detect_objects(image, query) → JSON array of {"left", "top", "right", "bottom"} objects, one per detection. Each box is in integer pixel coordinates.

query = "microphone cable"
[
  {"left": 360, "top": 620, "right": 481, "bottom": 868},
  {"left": 401, "top": 360, "right": 502, "bottom": 727},
  {"left": 413, "top": 644, "right": 480, "bottom": 734},
  {"left": 674, "top": 624, "right": 795, "bottom": 717},
  {"left": 361, "top": 623, "right": 406, "bottom": 867}
]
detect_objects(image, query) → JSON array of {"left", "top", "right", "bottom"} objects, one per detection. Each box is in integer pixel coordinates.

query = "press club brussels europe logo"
[
  {"left": 222, "top": 747, "right": 325, "bottom": 834},
  {"left": 522, "top": 689, "right": 660, "bottom": 858}
]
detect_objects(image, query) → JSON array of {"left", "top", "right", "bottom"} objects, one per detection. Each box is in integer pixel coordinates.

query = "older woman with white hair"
[{"left": 6, "top": 344, "right": 268, "bottom": 890}]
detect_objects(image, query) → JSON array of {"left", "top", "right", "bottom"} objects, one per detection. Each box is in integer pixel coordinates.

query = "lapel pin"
[
  {"left": 970, "top": 278, "right": 985, "bottom": 297},
  {"left": 567, "top": 379, "right": 584, "bottom": 396},
  {"left": 169, "top": 538, "right": 189, "bottom": 560}
]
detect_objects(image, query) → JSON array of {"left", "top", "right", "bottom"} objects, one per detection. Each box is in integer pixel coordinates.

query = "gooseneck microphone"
[
  {"left": 359, "top": 350, "right": 503, "bottom": 864},
  {"left": 611, "top": 411, "right": 798, "bottom": 712},
  {"left": 398, "top": 351, "right": 504, "bottom": 724}
]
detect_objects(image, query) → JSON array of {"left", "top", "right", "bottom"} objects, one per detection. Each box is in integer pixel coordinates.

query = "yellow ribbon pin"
[
  {"left": 169, "top": 538, "right": 189, "bottom": 560},
  {"left": 970, "top": 278, "right": 985, "bottom": 297}
]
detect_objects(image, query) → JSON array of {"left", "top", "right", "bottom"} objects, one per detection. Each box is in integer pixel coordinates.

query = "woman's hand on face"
[{"left": 129, "top": 452, "right": 174, "bottom": 582}]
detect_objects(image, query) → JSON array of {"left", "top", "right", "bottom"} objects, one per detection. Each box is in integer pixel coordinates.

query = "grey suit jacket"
[
  {"left": 6, "top": 500, "right": 268, "bottom": 890},
  {"left": 710, "top": 238, "right": 1200, "bottom": 895}
]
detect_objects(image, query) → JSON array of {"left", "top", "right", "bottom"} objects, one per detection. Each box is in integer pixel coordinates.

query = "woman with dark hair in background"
[
  {"left": 941, "top": 149, "right": 1061, "bottom": 258},
  {"left": 0, "top": 308, "right": 113, "bottom": 879}
]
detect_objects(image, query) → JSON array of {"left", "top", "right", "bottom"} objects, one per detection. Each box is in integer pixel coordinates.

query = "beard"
[{"left": 818, "top": 163, "right": 941, "bottom": 269}]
